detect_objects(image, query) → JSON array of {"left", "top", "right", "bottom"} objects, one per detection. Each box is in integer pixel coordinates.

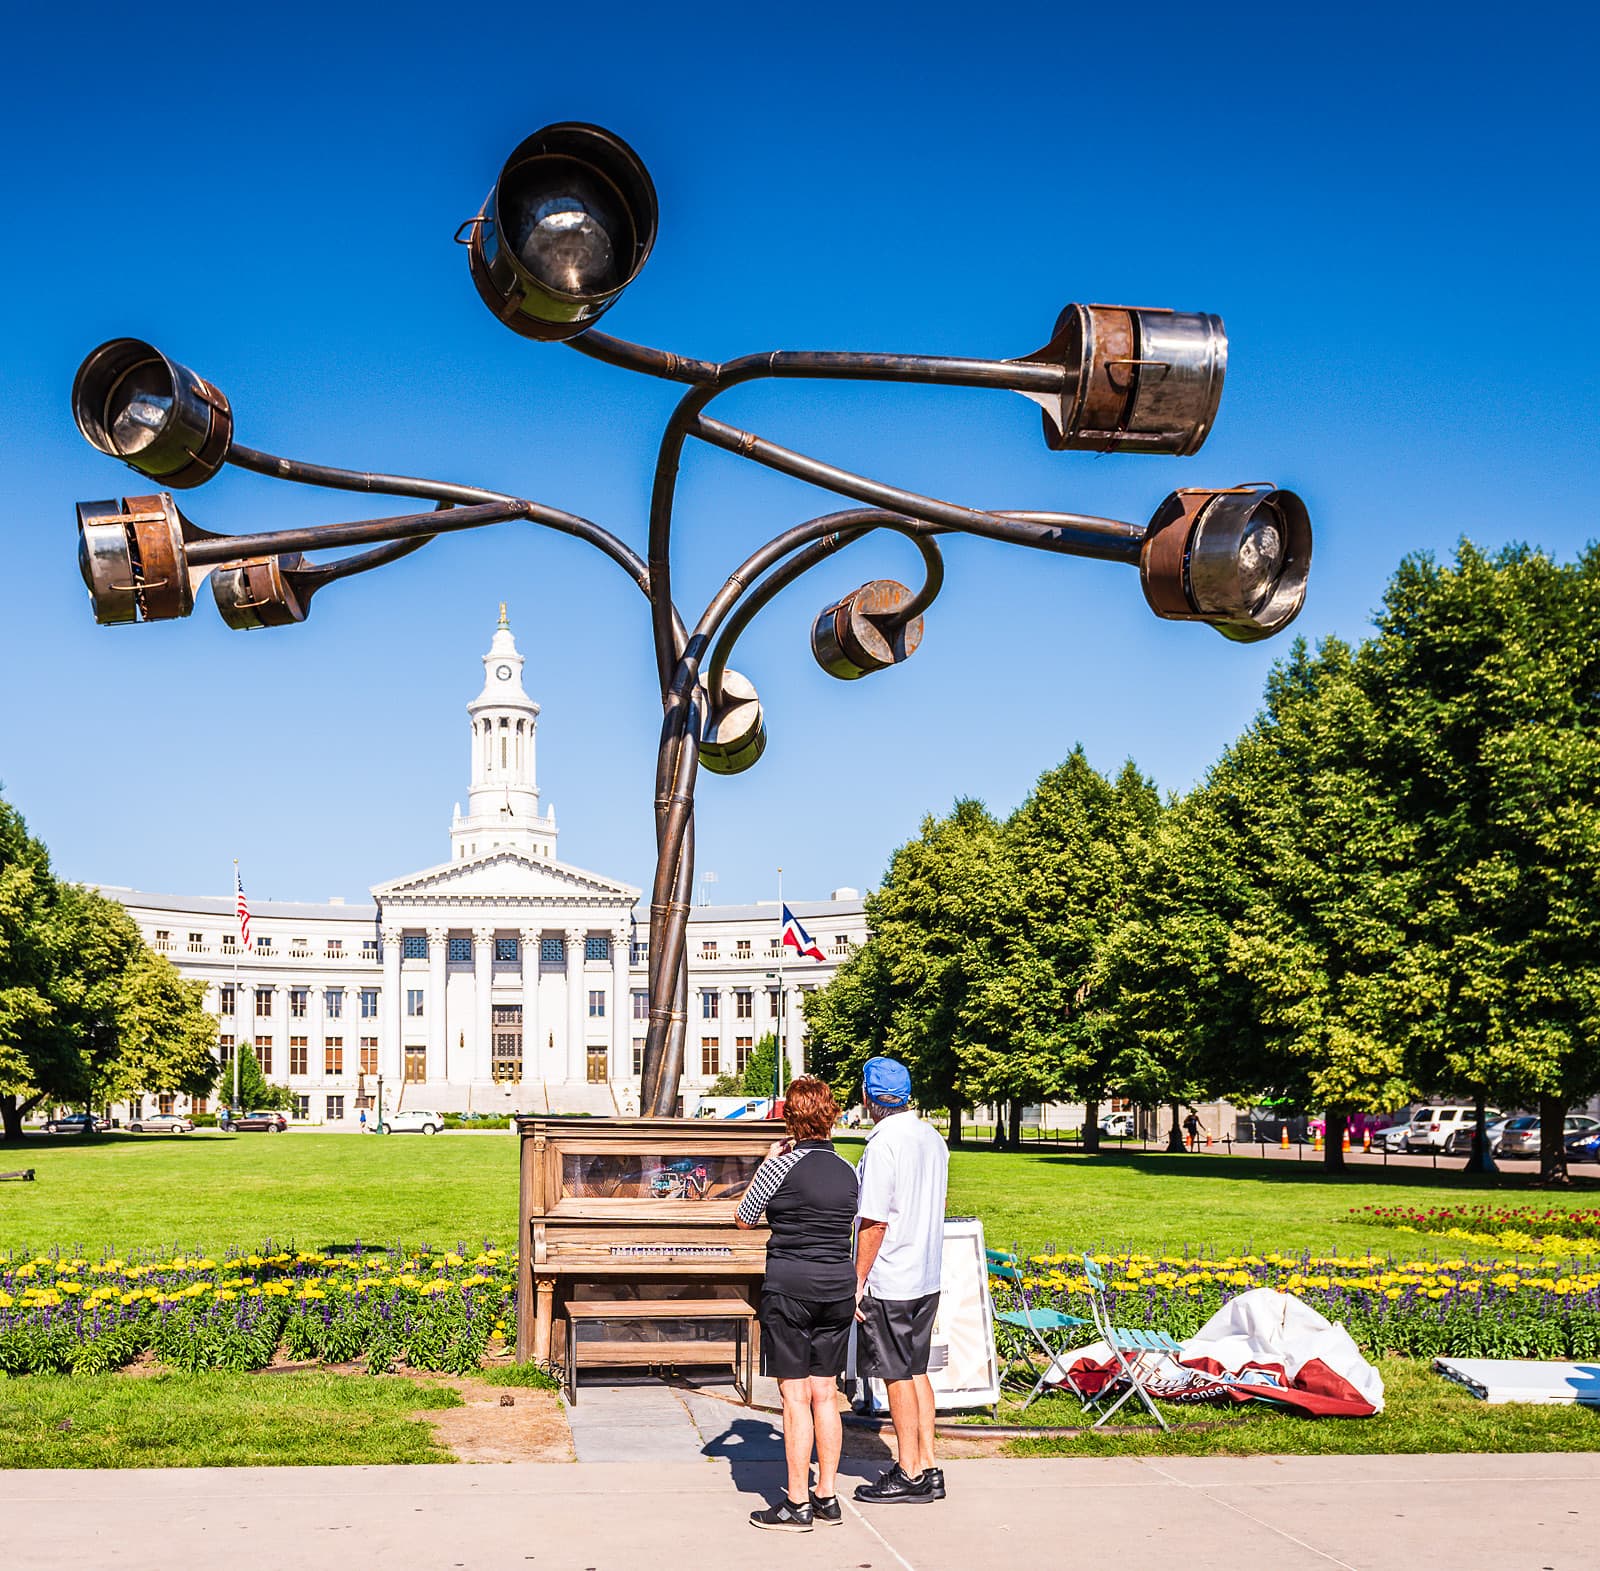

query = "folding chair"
[
  {"left": 1076, "top": 1253, "right": 1182, "bottom": 1430},
  {"left": 986, "top": 1248, "right": 1091, "bottom": 1411}
]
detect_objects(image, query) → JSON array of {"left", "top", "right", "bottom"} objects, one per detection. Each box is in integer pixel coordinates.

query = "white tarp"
[
  {"left": 1180, "top": 1288, "right": 1386, "bottom": 1414},
  {"left": 1435, "top": 1357, "right": 1600, "bottom": 1405}
]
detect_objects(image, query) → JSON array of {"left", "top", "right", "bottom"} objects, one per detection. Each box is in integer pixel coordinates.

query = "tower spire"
[{"left": 448, "top": 612, "right": 558, "bottom": 862}]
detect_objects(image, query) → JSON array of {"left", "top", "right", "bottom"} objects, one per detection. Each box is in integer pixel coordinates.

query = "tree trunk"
[
  {"left": 990, "top": 1104, "right": 1005, "bottom": 1149},
  {"left": 1083, "top": 1098, "right": 1101, "bottom": 1154},
  {"left": 1165, "top": 1100, "right": 1186, "bottom": 1153},
  {"left": 1007, "top": 1099, "right": 1023, "bottom": 1149},
  {"left": 947, "top": 1103, "right": 962, "bottom": 1148},
  {"left": 1, "top": 1095, "right": 23, "bottom": 1143},
  {"left": 1322, "top": 1107, "right": 1348, "bottom": 1172},
  {"left": 1463, "top": 1088, "right": 1497, "bottom": 1174},
  {"left": 1539, "top": 1093, "right": 1570, "bottom": 1184}
]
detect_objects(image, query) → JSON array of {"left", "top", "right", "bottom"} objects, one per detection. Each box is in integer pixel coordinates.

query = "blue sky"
[{"left": 1, "top": 2, "right": 1594, "bottom": 909}]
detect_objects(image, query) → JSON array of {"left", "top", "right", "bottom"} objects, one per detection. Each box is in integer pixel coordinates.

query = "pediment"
[{"left": 372, "top": 851, "right": 639, "bottom": 906}]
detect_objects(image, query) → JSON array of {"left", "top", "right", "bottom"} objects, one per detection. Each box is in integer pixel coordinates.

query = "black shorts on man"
[{"left": 855, "top": 1290, "right": 940, "bottom": 1382}]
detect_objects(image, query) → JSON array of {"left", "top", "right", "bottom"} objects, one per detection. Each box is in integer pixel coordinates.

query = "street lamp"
[{"left": 65, "top": 119, "right": 1315, "bottom": 1116}]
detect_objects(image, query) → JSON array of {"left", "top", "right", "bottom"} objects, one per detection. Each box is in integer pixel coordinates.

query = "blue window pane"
[
  {"left": 496, "top": 938, "right": 519, "bottom": 963},
  {"left": 585, "top": 936, "right": 610, "bottom": 962},
  {"left": 401, "top": 935, "right": 428, "bottom": 960},
  {"left": 448, "top": 937, "right": 472, "bottom": 963},
  {"left": 540, "top": 937, "right": 564, "bottom": 964}
]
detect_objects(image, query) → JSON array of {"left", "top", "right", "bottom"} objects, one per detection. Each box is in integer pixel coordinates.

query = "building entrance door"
[
  {"left": 586, "top": 1047, "right": 608, "bottom": 1084},
  {"left": 493, "top": 1004, "right": 523, "bottom": 1083}
]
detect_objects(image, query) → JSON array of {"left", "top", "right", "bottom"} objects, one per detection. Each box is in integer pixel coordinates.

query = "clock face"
[{"left": 495, "top": 664, "right": 512, "bottom": 680}]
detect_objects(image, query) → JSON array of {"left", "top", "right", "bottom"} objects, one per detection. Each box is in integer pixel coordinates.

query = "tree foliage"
[
  {"left": 805, "top": 540, "right": 1600, "bottom": 1178},
  {"left": 0, "top": 791, "right": 219, "bottom": 1140}
]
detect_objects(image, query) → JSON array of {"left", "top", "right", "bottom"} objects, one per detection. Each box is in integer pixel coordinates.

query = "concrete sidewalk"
[{"left": 2, "top": 1451, "right": 1594, "bottom": 1570}]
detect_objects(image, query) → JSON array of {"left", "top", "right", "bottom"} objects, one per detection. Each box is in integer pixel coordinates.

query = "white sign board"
[{"left": 847, "top": 1215, "right": 1002, "bottom": 1412}]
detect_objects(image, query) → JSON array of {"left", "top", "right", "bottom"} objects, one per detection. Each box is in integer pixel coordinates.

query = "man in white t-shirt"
[{"left": 852, "top": 1055, "right": 949, "bottom": 1505}]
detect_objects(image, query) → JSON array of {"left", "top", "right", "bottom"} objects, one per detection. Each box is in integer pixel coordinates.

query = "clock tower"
[{"left": 449, "top": 606, "right": 559, "bottom": 861}]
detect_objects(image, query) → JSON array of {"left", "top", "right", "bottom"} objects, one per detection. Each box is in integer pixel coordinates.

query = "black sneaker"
[
  {"left": 853, "top": 1465, "right": 933, "bottom": 1504},
  {"left": 924, "top": 1467, "right": 946, "bottom": 1500},
  {"left": 809, "top": 1491, "right": 843, "bottom": 1526},
  {"left": 749, "top": 1497, "right": 813, "bottom": 1533}
]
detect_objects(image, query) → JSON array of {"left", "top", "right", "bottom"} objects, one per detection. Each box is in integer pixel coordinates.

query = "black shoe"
[
  {"left": 924, "top": 1467, "right": 946, "bottom": 1500},
  {"left": 853, "top": 1465, "right": 933, "bottom": 1504},
  {"left": 809, "top": 1491, "right": 843, "bottom": 1526},
  {"left": 749, "top": 1497, "right": 813, "bottom": 1532}
]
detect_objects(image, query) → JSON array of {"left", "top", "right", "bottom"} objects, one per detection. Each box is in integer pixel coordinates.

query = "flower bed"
[
  {"left": 1348, "top": 1205, "right": 1600, "bottom": 1259},
  {"left": 998, "top": 1252, "right": 1600, "bottom": 1362},
  {"left": 0, "top": 1244, "right": 515, "bottom": 1376}
]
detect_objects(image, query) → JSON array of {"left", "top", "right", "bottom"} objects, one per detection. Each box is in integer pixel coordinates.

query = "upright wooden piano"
[{"left": 514, "top": 1114, "right": 781, "bottom": 1368}]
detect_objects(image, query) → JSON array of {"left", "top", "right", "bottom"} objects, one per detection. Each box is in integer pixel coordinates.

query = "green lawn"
[
  {"left": 998, "top": 1356, "right": 1600, "bottom": 1457},
  {"left": 7, "top": 1131, "right": 1598, "bottom": 1260},
  {"left": 0, "top": 1371, "right": 460, "bottom": 1467}
]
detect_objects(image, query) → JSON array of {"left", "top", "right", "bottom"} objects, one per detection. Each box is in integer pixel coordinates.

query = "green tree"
[
  {"left": 1360, "top": 543, "right": 1600, "bottom": 1180},
  {"left": 216, "top": 1039, "right": 292, "bottom": 1114},
  {"left": 742, "top": 1032, "right": 779, "bottom": 1098},
  {"left": 995, "top": 752, "right": 1163, "bottom": 1152},
  {"left": 0, "top": 796, "right": 59, "bottom": 1140}
]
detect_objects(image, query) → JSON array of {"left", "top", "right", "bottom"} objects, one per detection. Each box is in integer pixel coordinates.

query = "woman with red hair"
[{"left": 735, "top": 1075, "right": 858, "bottom": 1532}]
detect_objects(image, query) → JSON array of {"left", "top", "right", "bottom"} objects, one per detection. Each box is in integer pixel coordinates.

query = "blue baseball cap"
[{"left": 863, "top": 1056, "right": 912, "bottom": 1106}]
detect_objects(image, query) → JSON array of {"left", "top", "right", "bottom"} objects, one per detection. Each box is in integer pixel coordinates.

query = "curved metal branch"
[
  {"left": 225, "top": 443, "right": 660, "bottom": 603},
  {"left": 704, "top": 509, "right": 945, "bottom": 710},
  {"left": 639, "top": 345, "right": 1073, "bottom": 690},
  {"left": 691, "top": 416, "right": 1146, "bottom": 564}
]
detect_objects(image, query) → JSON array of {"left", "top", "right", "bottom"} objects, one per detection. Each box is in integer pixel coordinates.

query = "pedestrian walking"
[
  {"left": 852, "top": 1056, "right": 950, "bottom": 1506},
  {"left": 1183, "top": 1110, "right": 1202, "bottom": 1151},
  {"left": 736, "top": 1076, "right": 860, "bottom": 1533}
]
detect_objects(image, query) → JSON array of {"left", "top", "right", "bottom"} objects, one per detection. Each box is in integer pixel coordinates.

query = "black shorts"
[
  {"left": 760, "top": 1291, "right": 855, "bottom": 1380},
  {"left": 856, "top": 1290, "right": 940, "bottom": 1382}
]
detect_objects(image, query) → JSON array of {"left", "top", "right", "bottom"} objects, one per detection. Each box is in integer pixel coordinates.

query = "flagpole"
[
  {"left": 775, "top": 866, "right": 785, "bottom": 1105},
  {"left": 232, "top": 859, "right": 242, "bottom": 1113}
]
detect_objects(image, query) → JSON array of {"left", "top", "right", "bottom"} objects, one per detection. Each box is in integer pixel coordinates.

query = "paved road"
[{"left": 3, "top": 1452, "right": 1593, "bottom": 1570}]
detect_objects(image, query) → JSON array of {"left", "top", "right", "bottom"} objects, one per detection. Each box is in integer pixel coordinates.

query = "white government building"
[{"left": 102, "top": 611, "right": 867, "bottom": 1125}]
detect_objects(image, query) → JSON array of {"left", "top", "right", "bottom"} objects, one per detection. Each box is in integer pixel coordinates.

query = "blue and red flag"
[{"left": 781, "top": 904, "right": 826, "bottom": 962}]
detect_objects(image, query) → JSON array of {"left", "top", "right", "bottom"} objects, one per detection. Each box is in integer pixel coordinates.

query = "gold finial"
[{"left": 497, "top": 601, "right": 508, "bottom": 628}]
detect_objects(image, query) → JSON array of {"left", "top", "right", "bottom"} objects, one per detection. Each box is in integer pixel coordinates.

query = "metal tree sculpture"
[{"left": 68, "top": 121, "right": 1312, "bottom": 1116}]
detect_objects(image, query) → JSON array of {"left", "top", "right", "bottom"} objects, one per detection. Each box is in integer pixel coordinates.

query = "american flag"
[{"left": 235, "top": 865, "right": 253, "bottom": 950}]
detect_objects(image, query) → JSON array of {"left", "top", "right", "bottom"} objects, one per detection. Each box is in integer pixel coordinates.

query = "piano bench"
[{"left": 562, "top": 1297, "right": 757, "bottom": 1405}]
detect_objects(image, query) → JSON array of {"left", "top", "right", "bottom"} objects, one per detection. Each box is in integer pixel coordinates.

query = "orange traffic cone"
[
  {"left": 1314, "top": 1131, "right": 1323, "bottom": 1151},
  {"left": 1205, "top": 1132, "right": 1213, "bottom": 1148},
  {"left": 1362, "top": 1128, "right": 1372, "bottom": 1152},
  {"left": 1280, "top": 1127, "right": 1289, "bottom": 1150},
  {"left": 1342, "top": 1129, "right": 1351, "bottom": 1152}
]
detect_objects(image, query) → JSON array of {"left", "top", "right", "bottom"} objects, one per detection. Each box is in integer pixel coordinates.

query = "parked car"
[
  {"left": 1099, "top": 1112, "right": 1136, "bottom": 1138},
  {"left": 1404, "top": 1106, "right": 1500, "bottom": 1154},
  {"left": 1443, "top": 1116, "right": 1514, "bottom": 1156},
  {"left": 374, "top": 1109, "right": 445, "bottom": 1135},
  {"left": 231, "top": 1109, "right": 288, "bottom": 1133},
  {"left": 128, "top": 1112, "right": 193, "bottom": 1134},
  {"left": 1566, "top": 1127, "right": 1600, "bottom": 1164},
  {"left": 41, "top": 1113, "right": 99, "bottom": 1135},
  {"left": 1500, "top": 1114, "right": 1600, "bottom": 1159}
]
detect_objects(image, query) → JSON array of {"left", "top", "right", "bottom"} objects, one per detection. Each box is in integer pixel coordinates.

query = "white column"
[
  {"left": 609, "top": 925, "right": 629, "bottom": 1079},
  {"left": 519, "top": 926, "right": 541, "bottom": 1086},
  {"left": 381, "top": 925, "right": 403, "bottom": 1081},
  {"left": 565, "top": 926, "right": 586, "bottom": 1083},
  {"left": 271, "top": 984, "right": 288, "bottom": 1090},
  {"left": 718, "top": 987, "right": 732, "bottom": 1081},
  {"left": 426, "top": 925, "right": 448, "bottom": 1084},
  {"left": 473, "top": 926, "right": 495, "bottom": 1084},
  {"left": 309, "top": 984, "right": 326, "bottom": 1098}
]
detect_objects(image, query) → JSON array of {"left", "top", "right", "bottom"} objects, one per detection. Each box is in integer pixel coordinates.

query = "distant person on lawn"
[
  {"left": 852, "top": 1055, "right": 950, "bottom": 1506},
  {"left": 736, "top": 1076, "right": 859, "bottom": 1533}
]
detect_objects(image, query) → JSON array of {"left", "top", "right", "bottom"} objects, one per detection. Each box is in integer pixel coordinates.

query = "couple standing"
[{"left": 734, "top": 1056, "right": 950, "bottom": 1533}]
